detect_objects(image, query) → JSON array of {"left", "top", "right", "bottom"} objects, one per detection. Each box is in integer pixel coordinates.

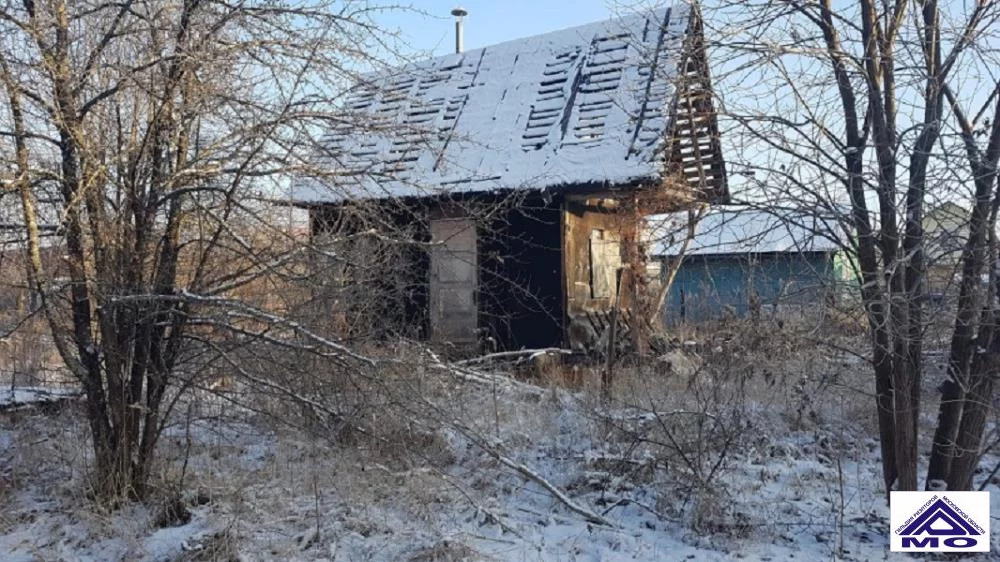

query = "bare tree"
[
  {"left": 702, "top": 0, "right": 1000, "bottom": 492},
  {"left": 928, "top": 78, "right": 1000, "bottom": 491},
  {"left": 0, "top": 0, "right": 404, "bottom": 500}
]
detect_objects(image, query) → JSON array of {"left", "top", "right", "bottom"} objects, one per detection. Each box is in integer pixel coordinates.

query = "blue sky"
[{"left": 376, "top": 1, "right": 620, "bottom": 57}]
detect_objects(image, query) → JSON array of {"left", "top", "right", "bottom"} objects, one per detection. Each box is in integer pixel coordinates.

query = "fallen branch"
[
  {"left": 455, "top": 348, "right": 573, "bottom": 367},
  {"left": 492, "top": 452, "right": 617, "bottom": 528},
  {"left": 412, "top": 388, "right": 615, "bottom": 528},
  {"left": 599, "top": 495, "right": 677, "bottom": 523},
  {"left": 424, "top": 350, "right": 545, "bottom": 396},
  {"left": 0, "top": 387, "right": 82, "bottom": 413}
]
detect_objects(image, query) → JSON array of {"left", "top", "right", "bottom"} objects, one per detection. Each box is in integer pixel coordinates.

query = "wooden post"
[
  {"left": 602, "top": 306, "right": 617, "bottom": 402},
  {"left": 602, "top": 268, "right": 625, "bottom": 401}
]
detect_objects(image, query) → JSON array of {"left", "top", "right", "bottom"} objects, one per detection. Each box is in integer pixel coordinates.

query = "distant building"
[
  {"left": 646, "top": 207, "right": 852, "bottom": 323},
  {"left": 924, "top": 201, "right": 970, "bottom": 300}
]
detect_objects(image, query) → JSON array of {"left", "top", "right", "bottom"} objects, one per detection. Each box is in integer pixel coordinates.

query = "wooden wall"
[{"left": 562, "top": 195, "right": 641, "bottom": 348}]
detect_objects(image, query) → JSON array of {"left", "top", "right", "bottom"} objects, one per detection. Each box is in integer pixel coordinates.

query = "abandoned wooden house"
[{"left": 292, "top": 3, "right": 727, "bottom": 351}]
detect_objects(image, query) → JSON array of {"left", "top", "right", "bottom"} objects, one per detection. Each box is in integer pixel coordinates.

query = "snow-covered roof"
[
  {"left": 647, "top": 207, "right": 844, "bottom": 256},
  {"left": 293, "top": 5, "right": 692, "bottom": 202}
]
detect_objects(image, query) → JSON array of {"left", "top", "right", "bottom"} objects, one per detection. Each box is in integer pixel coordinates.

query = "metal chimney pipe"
[{"left": 451, "top": 7, "right": 468, "bottom": 53}]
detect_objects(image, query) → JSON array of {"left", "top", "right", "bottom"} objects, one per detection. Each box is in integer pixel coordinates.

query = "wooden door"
[{"left": 430, "top": 218, "right": 477, "bottom": 343}]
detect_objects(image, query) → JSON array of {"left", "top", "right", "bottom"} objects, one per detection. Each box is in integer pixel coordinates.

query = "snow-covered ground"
[{"left": 2, "top": 346, "right": 999, "bottom": 561}]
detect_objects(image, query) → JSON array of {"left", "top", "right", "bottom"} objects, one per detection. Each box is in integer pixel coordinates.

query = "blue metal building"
[{"left": 646, "top": 208, "right": 851, "bottom": 324}]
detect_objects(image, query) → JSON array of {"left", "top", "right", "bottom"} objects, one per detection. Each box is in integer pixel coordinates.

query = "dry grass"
[
  {"left": 0, "top": 320, "right": 69, "bottom": 388},
  {"left": 0, "top": 315, "right": 888, "bottom": 559}
]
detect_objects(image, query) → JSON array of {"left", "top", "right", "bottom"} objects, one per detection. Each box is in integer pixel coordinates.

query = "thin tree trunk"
[
  {"left": 927, "top": 84, "right": 1000, "bottom": 488},
  {"left": 652, "top": 204, "right": 706, "bottom": 323},
  {"left": 816, "top": 0, "right": 900, "bottom": 494},
  {"left": 947, "top": 319, "right": 999, "bottom": 490}
]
